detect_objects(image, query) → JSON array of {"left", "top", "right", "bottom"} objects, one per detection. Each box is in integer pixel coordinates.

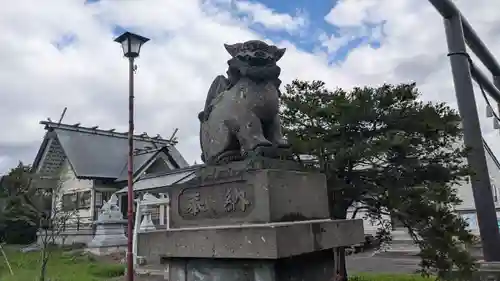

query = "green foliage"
[
  {"left": 280, "top": 80, "right": 476, "bottom": 279},
  {"left": 0, "top": 163, "right": 42, "bottom": 244},
  {"left": 87, "top": 263, "right": 125, "bottom": 278}
]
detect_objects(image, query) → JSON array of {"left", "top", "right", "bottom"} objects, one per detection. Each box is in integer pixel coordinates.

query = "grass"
[
  {"left": 0, "top": 245, "right": 125, "bottom": 281},
  {"left": 351, "top": 273, "right": 434, "bottom": 281}
]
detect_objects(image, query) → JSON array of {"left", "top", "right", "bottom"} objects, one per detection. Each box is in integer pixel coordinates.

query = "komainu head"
[{"left": 224, "top": 40, "right": 286, "bottom": 66}]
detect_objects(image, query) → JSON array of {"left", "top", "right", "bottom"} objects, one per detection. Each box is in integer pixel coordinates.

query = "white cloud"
[
  {"left": 325, "top": 0, "right": 500, "bottom": 157},
  {"left": 319, "top": 24, "right": 383, "bottom": 54},
  {"left": 0, "top": 0, "right": 327, "bottom": 173},
  {"left": 325, "top": 0, "right": 381, "bottom": 26},
  {"left": 233, "top": 1, "right": 308, "bottom": 33},
  {"left": 1, "top": 0, "right": 500, "bottom": 175}
]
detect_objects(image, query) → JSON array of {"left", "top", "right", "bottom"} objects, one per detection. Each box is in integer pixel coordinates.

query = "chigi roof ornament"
[{"left": 39, "top": 120, "right": 177, "bottom": 145}]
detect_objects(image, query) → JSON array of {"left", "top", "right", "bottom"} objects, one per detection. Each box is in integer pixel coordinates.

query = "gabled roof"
[
  {"left": 115, "top": 150, "right": 160, "bottom": 182},
  {"left": 114, "top": 146, "right": 182, "bottom": 182},
  {"left": 32, "top": 121, "right": 189, "bottom": 180}
]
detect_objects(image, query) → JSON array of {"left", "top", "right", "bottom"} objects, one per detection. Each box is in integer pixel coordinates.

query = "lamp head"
[{"left": 114, "top": 31, "right": 150, "bottom": 58}]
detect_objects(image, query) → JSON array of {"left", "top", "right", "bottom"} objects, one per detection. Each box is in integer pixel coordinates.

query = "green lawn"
[
  {"left": 0, "top": 245, "right": 125, "bottom": 281},
  {"left": 351, "top": 273, "right": 434, "bottom": 281}
]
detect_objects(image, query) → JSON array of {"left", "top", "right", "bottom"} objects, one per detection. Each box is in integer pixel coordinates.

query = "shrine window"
[{"left": 61, "top": 190, "right": 91, "bottom": 211}]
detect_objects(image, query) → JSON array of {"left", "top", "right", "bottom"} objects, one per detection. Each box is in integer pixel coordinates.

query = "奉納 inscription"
[
  {"left": 224, "top": 187, "right": 251, "bottom": 212},
  {"left": 177, "top": 183, "right": 255, "bottom": 220},
  {"left": 185, "top": 192, "right": 208, "bottom": 216}
]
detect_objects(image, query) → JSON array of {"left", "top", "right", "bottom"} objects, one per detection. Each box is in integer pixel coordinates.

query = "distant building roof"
[
  {"left": 32, "top": 121, "right": 189, "bottom": 180},
  {"left": 115, "top": 164, "right": 202, "bottom": 195}
]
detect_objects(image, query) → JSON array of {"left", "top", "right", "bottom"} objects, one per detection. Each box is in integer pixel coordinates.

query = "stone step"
[
  {"left": 373, "top": 249, "right": 420, "bottom": 258},
  {"left": 373, "top": 244, "right": 484, "bottom": 259}
]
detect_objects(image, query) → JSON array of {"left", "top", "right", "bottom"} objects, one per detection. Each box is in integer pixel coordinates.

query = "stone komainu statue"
[{"left": 198, "top": 40, "right": 289, "bottom": 165}]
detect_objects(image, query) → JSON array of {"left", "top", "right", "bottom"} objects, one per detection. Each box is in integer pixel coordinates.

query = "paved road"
[{"left": 347, "top": 253, "right": 421, "bottom": 274}]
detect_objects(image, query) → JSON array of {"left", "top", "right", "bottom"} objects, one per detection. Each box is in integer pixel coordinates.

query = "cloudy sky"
[{"left": 1, "top": 0, "right": 500, "bottom": 174}]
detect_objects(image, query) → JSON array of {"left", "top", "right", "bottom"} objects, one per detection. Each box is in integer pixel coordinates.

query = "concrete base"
[
  {"left": 137, "top": 249, "right": 336, "bottom": 281},
  {"left": 138, "top": 219, "right": 363, "bottom": 262},
  {"left": 135, "top": 163, "right": 364, "bottom": 281}
]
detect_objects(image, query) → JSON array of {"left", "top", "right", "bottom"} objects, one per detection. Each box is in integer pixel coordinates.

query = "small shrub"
[{"left": 2, "top": 220, "right": 38, "bottom": 245}]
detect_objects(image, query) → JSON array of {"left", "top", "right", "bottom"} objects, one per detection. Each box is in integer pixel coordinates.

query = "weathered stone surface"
[
  {"left": 137, "top": 219, "right": 363, "bottom": 260},
  {"left": 274, "top": 249, "right": 336, "bottom": 281},
  {"left": 135, "top": 163, "right": 366, "bottom": 281},
  {"left": 169, "top": 165, "right": 330, "bottom": 228},
  {"left": 198, "top": 40, "right": 289, "bottom": 165},
  {"left": 146, "top": 250, "right": 336, "bottom": 281}
]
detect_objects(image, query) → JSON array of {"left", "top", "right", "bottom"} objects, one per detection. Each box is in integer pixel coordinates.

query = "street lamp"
[
  {"left": 114, "top": 31, "right": 149, "bottom": 281},
  {"left": 115, "top": 31, "right": 150, "bottom": 58}
]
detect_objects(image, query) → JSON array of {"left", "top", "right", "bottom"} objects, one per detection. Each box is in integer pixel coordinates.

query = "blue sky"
[
  {"left": 85, "top": 0, "right": 385, "bottom": 64},
  {"left": 207, "top": 0, "right": 386, "bottom": 62}
]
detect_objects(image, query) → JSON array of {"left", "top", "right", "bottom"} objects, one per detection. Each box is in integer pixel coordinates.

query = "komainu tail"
[
  {"left": 199, "top": 75, "right": 230, "bottom": 163},
  {"left": 198, "top": 75, "right": 229, "bottom": 122}
]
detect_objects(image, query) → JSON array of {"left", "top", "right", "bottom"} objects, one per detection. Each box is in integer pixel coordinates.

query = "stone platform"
[
  {"left": 139, "top": 219, "right": 362, "bottom": 260},
  {"left": 135, "top": 159, "right": 364, "bottom": 281}
]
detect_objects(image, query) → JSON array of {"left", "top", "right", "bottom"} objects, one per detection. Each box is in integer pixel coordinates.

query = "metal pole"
[
  {"left": 444, "top": 14, "right": 500, "bottom": 261},
  {"left": 127, "top": 56, "right": 135, "bottom": 281},
  {"left": 428, "top": 0, "right": 500, "bottom": 77}
]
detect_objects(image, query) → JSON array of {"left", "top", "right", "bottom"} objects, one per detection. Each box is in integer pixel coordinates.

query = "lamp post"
[{"left": 114, "top": 31, "right": 150, "bottom": 281}]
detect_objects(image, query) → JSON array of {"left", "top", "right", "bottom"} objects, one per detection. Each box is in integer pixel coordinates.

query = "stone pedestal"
[
  {"left": 136, "top": 159, "right": 364, "bottom": 281},
  {"left": 167, "top": 250, "right": 337, "bottom": 281},
  {"left": 86, "top": 195, "right": 127, "bottom": 256}
]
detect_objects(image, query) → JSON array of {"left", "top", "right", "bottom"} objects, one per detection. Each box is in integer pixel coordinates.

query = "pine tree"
[{"left": 280, "top": 80, "right": 476, "bottom": 280}]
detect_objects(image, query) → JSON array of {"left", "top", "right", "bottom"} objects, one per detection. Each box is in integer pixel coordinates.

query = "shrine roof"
[{"left": 32, "top": 121, "right": 189, "bottom": 180}]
